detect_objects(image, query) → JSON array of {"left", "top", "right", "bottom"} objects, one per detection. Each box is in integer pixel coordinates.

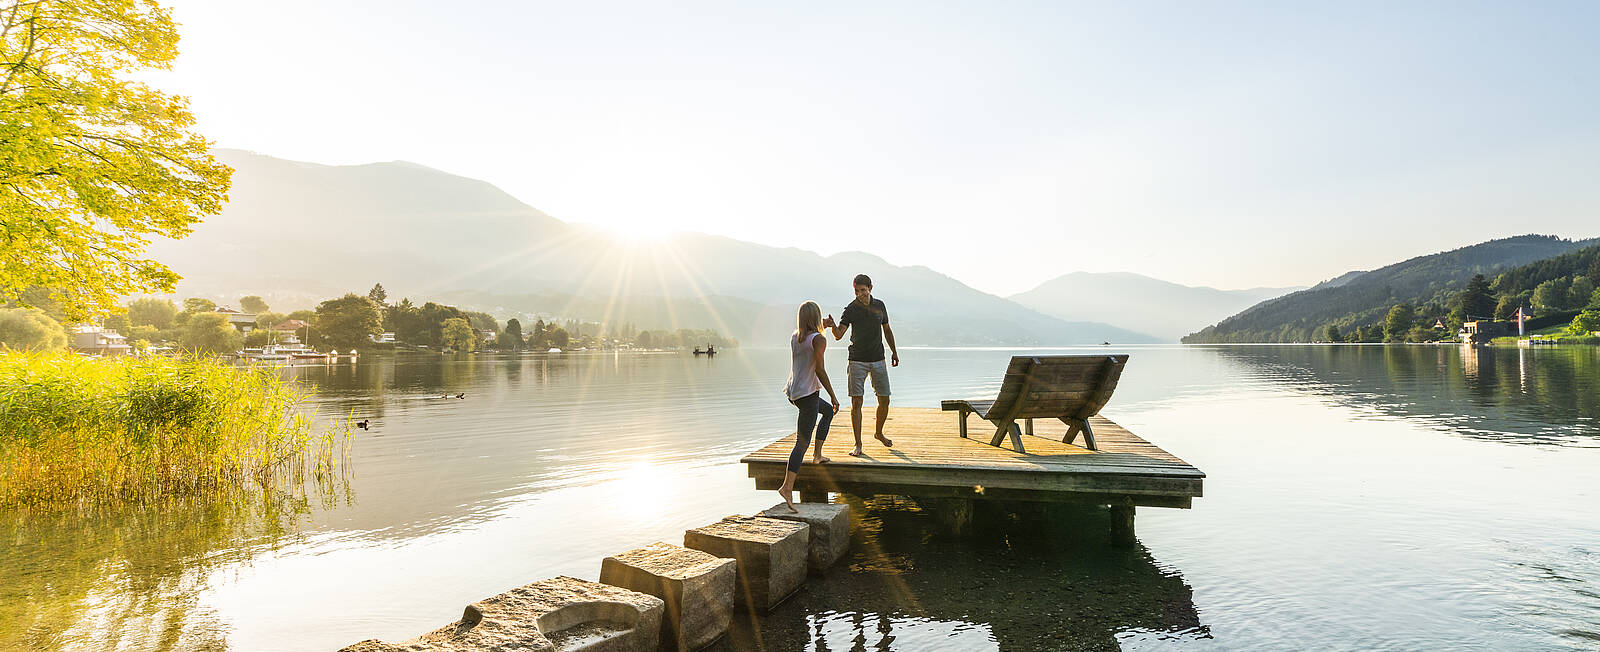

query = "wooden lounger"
[{"left": 940, "top": 355, "right": 1128, "bottom": 452}]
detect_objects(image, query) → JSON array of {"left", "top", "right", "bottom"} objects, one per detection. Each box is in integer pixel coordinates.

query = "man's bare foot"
[
  {"left": 875, "top": 433, "right": 894, "bottom": 447},
  {"left": 849, "top": 447, "right": 865, "bottom": 457},
  {"left": 812, "top": 455, "right": 831, "bottom": 464},
  {"left": 778, "top": 486, "right": 797, "bottom": 513}
]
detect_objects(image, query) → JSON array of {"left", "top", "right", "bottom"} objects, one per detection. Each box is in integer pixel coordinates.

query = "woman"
[{"left": 778, "top": 301, "right": 841, "bottom": 512}]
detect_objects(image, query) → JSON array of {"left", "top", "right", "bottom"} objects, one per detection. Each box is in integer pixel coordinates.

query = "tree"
[
  {"left": 1493, "top": 294, "right": 1522, "bottom": 321},
  {"left": 312, "top": 294, "right": 382, "bottom": 350},
  {"left": 548, "top": 326, "right": 570, "bottom": 350},
  {"left": 254, "top": 312, "right": 286, "bottom": 329},
  {"left": 179, "top": 313, "right": 241, "bottom": 354},
  {"left": 127, "top": 298, "right": 177, "bottom": 329},
  {"left": 1590, "top": 255, "right": 1600, "bottom": 287},
  {"left": 1405, "top": 324, "right": 1435, "bottom": 343},
  {"left": 182, "top": 297, "right": 217, "bottom": 315},
  {"left": 367, "top": 283, "right": 387, "bottom": 306},
  {"left": 1324, "top": 324, "right": 1343, "bottom": 343},
  {"left": 126, "top": 324, "right": 161, "bottom": 345},
  {"left": 239, "top": 295, "right": 269, "bottom": 314},
  {"left": 102, "top": 313, "right": 132, "bottom": 334},
  {"left": 501, "top": 318, "right": 524, "bottom": 350},
  {"left": 440, "top": 317, "right": 476, "bottom": 352},
  {"left": 0, "top": 307, "right": 66, "bottom": 350},
  {"left": 1569, "top": 310, "right": 1600, "bottom": 336},
  {"left": 0, "top": 0, "right": 232, "bottom": 320},
  {"left": 286, "top": 309, "right": 315, "bottom": 323},
  {"left": 1532, "top": 277, "right": 1572, "bottom": 314},
  {"left": 636, "top": 331, "right": 654, "bottom": 349},
  {"left": 1568, "top": 276, "right": 1595, "bottom": 311},
  {"left": 1384, "top": 304, "right": 1413, "bottom": 342}
]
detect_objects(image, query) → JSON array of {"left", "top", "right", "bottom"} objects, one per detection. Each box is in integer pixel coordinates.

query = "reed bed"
[{"left": 0, "top": 350, "right": 352, "bottom": 508}]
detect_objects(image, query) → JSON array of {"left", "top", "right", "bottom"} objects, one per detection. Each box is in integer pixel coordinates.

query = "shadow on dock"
[{"left": 717, "top": 495, "right": 1208, "bottom": 651}]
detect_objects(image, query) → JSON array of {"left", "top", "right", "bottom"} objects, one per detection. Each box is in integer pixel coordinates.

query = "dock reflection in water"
[{"left": 721, "top": 496, "right": 1205, "bottom": 651}]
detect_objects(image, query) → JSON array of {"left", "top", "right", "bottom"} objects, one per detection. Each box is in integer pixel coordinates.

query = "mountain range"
[
  {"left": 1009, "top": 273, "right": 1300, "bottom": 342},
  {"left": 1183, "top": 234, "right": 1600, "bottom": 343},
  {"left": 151, "top": 151, "right": 1163, "bottom": 345}
]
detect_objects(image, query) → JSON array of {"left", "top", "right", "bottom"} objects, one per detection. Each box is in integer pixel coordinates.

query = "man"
[{"left": 823, "top": 273, "right": 898, "bottom": 456}]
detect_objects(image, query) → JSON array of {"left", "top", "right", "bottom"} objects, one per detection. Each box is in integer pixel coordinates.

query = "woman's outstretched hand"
[{"left": 822, "top": 314, "right": 836, "bottom": 328}]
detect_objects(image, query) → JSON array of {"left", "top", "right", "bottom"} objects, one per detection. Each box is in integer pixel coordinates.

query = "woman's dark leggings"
[{"left": 788, "top": 392, "right": 834, "bottom": 473}]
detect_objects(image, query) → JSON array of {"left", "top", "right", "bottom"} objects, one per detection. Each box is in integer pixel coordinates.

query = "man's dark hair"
[{"left": 853, "top": 274, "right": 872, "bottom": 288}]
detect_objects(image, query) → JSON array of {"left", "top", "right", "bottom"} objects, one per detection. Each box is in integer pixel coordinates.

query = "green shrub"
[{"left": 0, "top": 308, "right": 67, "bottom": 351}]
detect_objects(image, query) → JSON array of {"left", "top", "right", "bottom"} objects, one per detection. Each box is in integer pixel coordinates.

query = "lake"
[{"left": 3, "top": 345, "right": 1598, "bottom": 650}]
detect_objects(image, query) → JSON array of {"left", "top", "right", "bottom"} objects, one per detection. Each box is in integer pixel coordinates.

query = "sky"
[{"left": 148, "top": 1, "right": 1600, "bottom": 296}]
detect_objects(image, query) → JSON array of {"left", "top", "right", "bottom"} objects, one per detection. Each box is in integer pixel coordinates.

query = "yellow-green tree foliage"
[
  {"left": 178, "top": 312, "right": 240, "bottom": 354},
  {"left": 1, "top": 1, "right": 232, "bottom": 320},
  {"left": 440, "top": 317, "right": 476, "bottom": 352},
  {"left": 0, "top": 307, "right": 66, "bottom": 349}
]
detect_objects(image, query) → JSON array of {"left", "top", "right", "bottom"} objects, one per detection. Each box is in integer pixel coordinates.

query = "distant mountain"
[
  {"left": 1008, "top": 272, "right": 1301, "bottom": 342},
  {"left": 1183, "top": 234, "right": 1600, "bottom": 343},
  {"left": 150, "top": 150, "right": 1156, "bottom": 345}
]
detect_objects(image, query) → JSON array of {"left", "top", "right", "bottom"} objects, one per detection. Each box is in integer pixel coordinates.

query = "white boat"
[
  {"left": 548, "top": 347, "right": 562, "bottom": 353},
  {"left": 256, "top": 345, "right": 290, "bottom": 361}
]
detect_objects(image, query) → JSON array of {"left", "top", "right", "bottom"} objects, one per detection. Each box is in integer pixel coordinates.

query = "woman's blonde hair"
[{"left": 796, "top": 301, "right": 822, "bottom": 335}]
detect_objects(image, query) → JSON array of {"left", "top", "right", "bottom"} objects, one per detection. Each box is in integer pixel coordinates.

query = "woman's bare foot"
[
  {"left": 875, "top": 433, "right": 894, "bottom": 447},
  {"left": 849, "top": 447, "right": 865, "bottom": 457},
  {"left": 812, "top": 455, "right": 831, "bottom": 464},
  {"left": 778, "top": 486, "right": 797, "bottom": 513}
]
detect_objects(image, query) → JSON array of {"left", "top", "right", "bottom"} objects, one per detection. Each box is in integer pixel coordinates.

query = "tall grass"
[{"left": 0, "top": 350, "right": 352, "bottom": 508}]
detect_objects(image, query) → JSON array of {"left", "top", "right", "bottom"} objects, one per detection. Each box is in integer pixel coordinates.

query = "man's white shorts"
[{"left": 846, "top": 360, "right": 891, "bottom": 397}]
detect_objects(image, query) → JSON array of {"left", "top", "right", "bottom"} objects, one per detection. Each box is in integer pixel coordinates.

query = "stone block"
[
  {"left": 339, "top": 575, "right": 663, "bottom": 652},
  {"left": 759, "top": 502, "right": 851, "bottom": 571},
  {"left": 600, "top": 541, "right": 736, "bottom": 651},
  {"left": 683, "top": 515, "right": 808, "bottom": 611}
]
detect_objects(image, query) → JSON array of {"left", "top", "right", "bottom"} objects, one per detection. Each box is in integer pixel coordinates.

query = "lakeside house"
[
  {"left": 480, "top": 329, "right": 497, "bottom": 344},
  {"left": 71, "top": 325, "right": 132, "bottom": 356},
  {"left": 212, "top": 307, "right": 258, "bottom": 332},
  {"left": 272, "top": 319, "right": 310, "bottom": 343},
  {"left": 370, "top": 332, "right": 397, "bottom": 344},
  {"left": 1459, "top": 320, "right": 1512, "bottom": 345}
]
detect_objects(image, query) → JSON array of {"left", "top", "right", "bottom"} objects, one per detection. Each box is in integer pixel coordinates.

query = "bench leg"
[
  {"left": 1025, "top": 418, "right": 1034, "bottom": 436},
  {"left": 1060, "top": 417, "right": 1098, "bottom": 450},
  {"left": 1009, "top": 423, "right": 1026, "bottom": 453},
  {"left": 989, "top": 418, "right": 1014, "bottom": 447},
  {"left": 958, "top": 409, "right": 969, "bottom": 438}
]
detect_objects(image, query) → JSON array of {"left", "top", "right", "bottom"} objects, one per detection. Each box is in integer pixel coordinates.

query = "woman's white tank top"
[{"left": 786, "top": 332, "right": 823, "bottom": 400}]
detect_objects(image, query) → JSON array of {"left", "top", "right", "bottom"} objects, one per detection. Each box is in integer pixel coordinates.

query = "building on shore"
[
  {"left": 211, "top": 307, "right": 258, "bottom": 332},
  {"left": 71, "top": 325, "right": 132, "bottom": 356},
  {"left": 1458, "top": 320, "right": 1512, "bottom": 345}
]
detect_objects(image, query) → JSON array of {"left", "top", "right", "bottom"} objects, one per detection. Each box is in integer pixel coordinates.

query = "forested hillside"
[{"left": 1183, "top": 235, "right": 1598, "bottom": 343}]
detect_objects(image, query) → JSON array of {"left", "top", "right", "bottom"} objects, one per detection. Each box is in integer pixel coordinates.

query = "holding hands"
[{"left": 822, "top": 314, "right": 836, "bottom": 329}]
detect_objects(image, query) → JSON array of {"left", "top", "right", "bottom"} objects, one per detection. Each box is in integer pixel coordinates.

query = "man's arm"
[
  {"left": 827, "top": 312, "right": 849, "bottom": 339},
  {"left": 884, "top": 323, "right": 899, "bottom": 367}
]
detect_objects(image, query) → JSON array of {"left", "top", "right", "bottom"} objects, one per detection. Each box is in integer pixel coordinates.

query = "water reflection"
[
  {"left": 0, "top": 495, "right": 316, "bottom": 650},
  {"left": 1208, "top": 345, "right": 1600, "bottom": 446},
  {"left": 721, "top": 496, "right": 1205, "bottom": 651}
]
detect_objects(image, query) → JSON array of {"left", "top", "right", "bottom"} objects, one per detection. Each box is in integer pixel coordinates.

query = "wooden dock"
[{"left": 741, "top": 407, "right": 1203, "bottom": 541}]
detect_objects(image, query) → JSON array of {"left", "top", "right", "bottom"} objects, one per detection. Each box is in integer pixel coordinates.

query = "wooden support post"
[
  {"left": 1009, "top": 423, "right": 1027, "bottom": 453},
  {"left": 800, "top": 490, "right": 829, "bottom": 503},
  {"left": 1025, "top": 418, "right": 1034, "bottom": 436},
  {"left": 958, "top": 409, "right": 969, "bottom": 438},
  {"left": 1109, "top": 502, "right": 1136, "bottom": 547}
]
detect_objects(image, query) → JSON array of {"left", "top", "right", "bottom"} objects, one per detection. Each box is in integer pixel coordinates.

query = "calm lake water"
[{"left": 4, "top": 345, "right": 1599, "bottom": 650}]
